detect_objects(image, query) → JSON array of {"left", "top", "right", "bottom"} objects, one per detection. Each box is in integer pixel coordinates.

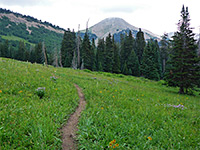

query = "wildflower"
[
  {"left": 137, "top": 99, "right": 140, "bottom": 101},
  {"left": 109, "top": 143, "right": 112, "bottom": 147},
  {"left": 0, "top": 90, "right": 2, "bottom": 93},
  {"left": 115, "top": 143, "right": 119, "bottom": 147},
  {"left": 148, "top": 136, "right": 152, "bottom": 140},
  {"left": 113, "top": 96, "right": 115, "bottom": 98},
  {"left": 113, "top": 139, "right": 116, "bottom": 144},
  {"left": 113, "top": 145, "right": 116, "bottom": 148},
  {"left": 101, "top": 107, "right": 104, "bottom": 110},
  {"left": 19, "top": 90, "right": 23, "bottom": 93},
  {"left": 100, "top": 91, "right": 102, "bottom": 93}
]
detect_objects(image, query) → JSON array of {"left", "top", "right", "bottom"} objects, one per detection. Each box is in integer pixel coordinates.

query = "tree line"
[{"left": 60, "top": 28, "right": 169, "bottom": 81}]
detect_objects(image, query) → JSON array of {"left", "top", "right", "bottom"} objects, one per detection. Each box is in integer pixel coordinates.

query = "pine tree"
[
  {"left": 35, "top": 42, "right": 43, "bottom": 63},
  {"left": 120, "top": 30, "right": 134, "bottom": 71},
  {"left": 104, "top": 33, "right": 114, "bottom": 72},
  {"left": 17, "top": 41, "right": 26, "bottom": 61},
  {"left": 165, "top": 6, "right": 200, "bottom": 94},
  {"left": 60, "top": 29, "right": 76, "bottom": 67},
  {"left": 141, "top": 40, "right": 160, "bottom": 80},
  {"left": 127, "top": 50, "right": 140, "bottom": 76},
  {"left": 81, "top": 31, "right": 92, "bottom": 70},
  {"left": 112, "top": 37, "right": 121, "bottom": 73},
  {"left": 96, "top": 38, "right": 105, "bottom": 71},
  {"left": 136, "top": 28, "right": 146, "bottom": 64},
  {"left": 160, "top": 33, "right": 170, "bottom": 77}
]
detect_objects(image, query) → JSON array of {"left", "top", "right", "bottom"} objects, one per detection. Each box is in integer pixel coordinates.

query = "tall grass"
[{"left": 0, "top": 58, "right": 199, "bottom": 149}]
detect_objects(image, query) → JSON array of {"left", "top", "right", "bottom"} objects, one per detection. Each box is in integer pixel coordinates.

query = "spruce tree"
[
  {"left": 136, "top": 28, "right": 146, "bottom": 64},
  {"left": 17, "top": 41, "right": 26, "bottom": 61},
  {"left": 120, "top": 30, "right": 134, "bottom": 71},
  {"left": 81, "top": 31, "right": 92, "bottom": 70},
  {"left": 96, "top": 38, "right": 105, "bottom": 71},
  {"left": 165, "top": 6, "right": 200, "bottom": 94},
  {"left": 104, "top": 33, "right": 114, "bottom": 72},
  {"left": 35, "top": 42, "right": 43, "bottom": 63},
  {"left": 160, "top": 33, "right": 170, "bottom": 77},
  {"left": 60, "top": 29, "right": 76, "bottom": 67},
  {"left": 112, "top": 37, "right": 121, "bottom": 73},
  {"left": 141, "top": 40, "right": 160, "bottom": 80},
  {"left": 127, "top": 50, "right": 140, "bottom": 76}
]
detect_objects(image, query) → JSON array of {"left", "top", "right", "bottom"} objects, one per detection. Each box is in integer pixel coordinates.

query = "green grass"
[
  {"left": 1, "top": 35, "right": 35, "bottom": 46},
  {"left": 0, "top": 58, "right": 79, "bottom": 149},
  {"left": 0, "top": 58, "right": 199, "bottom": 149}
]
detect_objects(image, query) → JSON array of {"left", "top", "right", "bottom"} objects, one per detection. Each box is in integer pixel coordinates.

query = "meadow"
[{"left": 0, "top": 58, "right": 199, "bottom": 149}]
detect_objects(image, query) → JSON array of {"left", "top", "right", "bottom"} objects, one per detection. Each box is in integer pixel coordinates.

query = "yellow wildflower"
[
  {"left": 100, "top": 91, "right": 102, "bottom": 93},
  {"left": 0, "top": 90, "right": 2, "bottom": 93},
  {"left": 113, "top": 96, "right": 115, "bottom": 98},
  {"left": 113, "top": 145, "right": 116, "bottom": 148},
  {"left": 19, "top": 90, "right": 23, "bottom": 93},
  {"left": 148, "top": 136, "right": 152, "bottom": 140},
  {"left": 101, "top": 107, "right": 104, "bottom": 110},
  {"left": 137, "top": 99, "right": 140, "bottom": 101},
  {"left": 109, "top": 143, "right": 112, "bottom": 147},
  {"left": 115, "top": 143, "right": 119, "bottom": 147}
]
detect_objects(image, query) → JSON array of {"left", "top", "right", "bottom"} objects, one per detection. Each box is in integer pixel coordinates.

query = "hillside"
[
  {"left": 0, "top": 58, "right": 199, "bottom": 149},
  {"left": 0, "top": 8, "right": 65, "bottom": 52},
  {"left": 81, "top": 17, "right": 160, "bottom": 42}
]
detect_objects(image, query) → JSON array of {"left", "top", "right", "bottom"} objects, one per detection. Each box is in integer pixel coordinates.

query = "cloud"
[
  {"left": 101, "top": 6, "right": 139, "bottom": 13},
  {"left": 0, "top": 0, "right": 51, "bottom": 6}
]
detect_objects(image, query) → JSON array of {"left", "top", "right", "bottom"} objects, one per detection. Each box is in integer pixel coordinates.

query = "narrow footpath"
[{"left": 62, "top": 84, "right": 86, "bottom": 150}]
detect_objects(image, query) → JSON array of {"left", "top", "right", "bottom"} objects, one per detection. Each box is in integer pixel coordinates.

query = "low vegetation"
[{"left": 0, "top": 58, "right": 199, "bottom": 149}]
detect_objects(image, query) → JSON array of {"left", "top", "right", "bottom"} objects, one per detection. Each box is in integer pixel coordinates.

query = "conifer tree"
[
  {"left": 17, "top": 41, "right": 26, "bottom": 61},
  {"left": 141, "top": 40, "right": 160, "bottom": 80},
  {"left": 35, "top": 42, "right": 43, "bottom": 63},
  {"left": 96, "top": 38, "right": 105, "bottom": 71},
  {"left": 165, "top": 6, "right": 200, "bottom": 94},
  {"left": 136, "top": 28, "right": 146, "bottom": 64},
  {"left": 60, "top": 29, "right": 76, "bottom": 67},
  {"left": 104, "top": 33, "right": 114, "bottom": 72},
  {"left": 120, "top": 30, "right": 134, "bottom": 70},
  {"left": 112, "top": 37, "right": 121, "bottom": 73},
  {"left": 81, "top": 31, "right": 92, "bottom": 70},
  {"left": 160, "top": 33, "right": 170, "bottom": 77},
  {"left": 127, "top": 50, "right": 140, "bottom": 76}
]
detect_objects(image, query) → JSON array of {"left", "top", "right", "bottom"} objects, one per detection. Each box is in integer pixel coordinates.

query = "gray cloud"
[
  {"left": 0, "top": 0, "right": 50, "bottom": 6},
  {"left": 101, "top": 5, "right": 138, "bottom": 13}
]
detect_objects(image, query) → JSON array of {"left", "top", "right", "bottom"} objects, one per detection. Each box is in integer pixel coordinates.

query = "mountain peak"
[
  {"left": 90, "top": 17, "right": 138, "bottom": 38},
  {"left": 88, "top": 17, "right": 159, "bottom": 41}
]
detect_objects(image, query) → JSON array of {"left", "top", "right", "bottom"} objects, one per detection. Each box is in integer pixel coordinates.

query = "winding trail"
[{"left": 62, "top": 84, "right": 86, "bottom": 150}]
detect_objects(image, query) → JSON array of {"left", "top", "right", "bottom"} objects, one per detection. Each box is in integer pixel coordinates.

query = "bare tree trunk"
[
  {"left": 42, "top": 42, "right": 48, "bottom": 67},
  {"left": 59, "top": 50, "right": 63, "bottom": 67}
]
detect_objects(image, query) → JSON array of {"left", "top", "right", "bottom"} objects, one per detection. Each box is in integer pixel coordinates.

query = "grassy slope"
[
  {"left": 0, "top": 58, "right": 199, "bottom": 149},
  {"left": 0, "top": 58, "right": 79, "bottom": 149},
  {"left": 1, "top": 35, "right": 35, "bottom": 46}
]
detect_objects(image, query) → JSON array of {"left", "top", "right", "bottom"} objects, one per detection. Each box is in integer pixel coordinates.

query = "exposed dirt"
[{"left": 62, "top": 84, "right": 86, "bottom": 150}]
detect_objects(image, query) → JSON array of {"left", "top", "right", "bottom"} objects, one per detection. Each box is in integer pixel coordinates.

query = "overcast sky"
[{"left": 0, "top": 0, "right": 199, "bottom": 35}]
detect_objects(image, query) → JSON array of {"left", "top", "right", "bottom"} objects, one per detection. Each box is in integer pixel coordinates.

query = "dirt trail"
[{"left": 62, "top": 84, "right": 86, "bottom": 150}]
